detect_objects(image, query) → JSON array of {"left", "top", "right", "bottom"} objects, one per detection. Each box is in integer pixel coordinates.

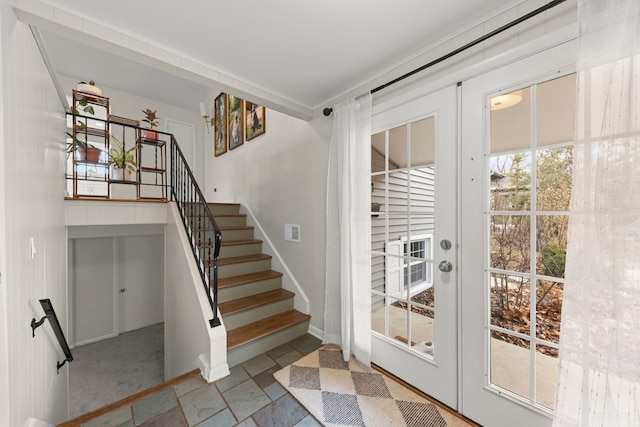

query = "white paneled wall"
[
  {"left": 165, "top": 205, "right": 229, "bottom": 383},
  {"left": 0, "top": 4, "right": 68, "bottom": 426}
]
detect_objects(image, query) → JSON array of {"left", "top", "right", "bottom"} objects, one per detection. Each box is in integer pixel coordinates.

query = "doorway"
[{"left": 370, "top": 40, "right": 577, "bottom": 426}]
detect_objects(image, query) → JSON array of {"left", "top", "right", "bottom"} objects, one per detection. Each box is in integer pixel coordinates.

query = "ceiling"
[{"left": 29, "top": 0, "right": 520, "bottom": 116}]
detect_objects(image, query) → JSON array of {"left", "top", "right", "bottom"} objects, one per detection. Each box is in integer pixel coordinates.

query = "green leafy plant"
[
  {"left": 141, "top": 109, "right": 159, "bottom": 129},
  {"left": 74, "top": 81, "right": 97, "bottom": 115},
  {"left": 66, "top": 123, "right": 96, "bottom": 157},
  {"left": 540, "top": 243, "right": 566, "bottom": 279},
  {"left": 108, "top": 135, "right": 137, "bottom": 172}
]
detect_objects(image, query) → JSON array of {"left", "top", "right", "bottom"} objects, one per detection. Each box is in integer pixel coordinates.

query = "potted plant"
[
  {"left": 141, "top": 108, "right": 160, "bottom": 140},
  {"left": 76, "top": 80, "right": 102, "bottom": 97},
  {"left": 108, "top": 135, "right": 137, "bottom": 181},
  {"left": 66, "top": 123, "right": 102, "bottom": 162}
]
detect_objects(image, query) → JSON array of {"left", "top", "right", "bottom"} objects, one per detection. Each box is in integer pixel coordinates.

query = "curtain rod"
[{"left": 323, "top": 0, "right": 567, "bottom": 116}]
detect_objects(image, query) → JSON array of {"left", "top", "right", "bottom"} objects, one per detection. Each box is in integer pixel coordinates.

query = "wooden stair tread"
[
  {"left": 218, "top": 270, "right": 283, "bottom": 289},
  {"left": 217, "top": 253, "right": 271, "bottom": 266},
  {"left": 192, "top": 225, "right": 253, "bottom": 232},
  {"left": 188, "top": 213, "right": 246, "bottom": 218},
  {"left": 227, "top": 310, "right": 311, "bottom": 350},
  {"left": 219, "top": 289, "right": 295, "bottom": 316},
  {"left": 219, "top": 225, "right": 254, "bottom": 231},
  {"left": 221, "top": 239, "right": 262, "bottom": 247}
]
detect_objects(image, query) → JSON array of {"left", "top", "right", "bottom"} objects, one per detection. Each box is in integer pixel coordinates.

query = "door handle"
[{"left": 438, "top": 260, "right": 453, "bottom": 273}]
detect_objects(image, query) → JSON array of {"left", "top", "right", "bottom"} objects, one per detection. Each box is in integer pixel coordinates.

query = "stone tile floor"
[{"left": 78, "top": 334, "right": 323, "bottom": 427}]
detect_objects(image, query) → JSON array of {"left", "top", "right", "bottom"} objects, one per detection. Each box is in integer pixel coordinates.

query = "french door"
[
  {"left": 460, "top": 40, "right": 576, "bottom": 426},
  {"left": 370, "top": 39, "right": 577, "bottom": 426},
  {"left": 370, "top": 84, "right": 458, "bottom": 409}
]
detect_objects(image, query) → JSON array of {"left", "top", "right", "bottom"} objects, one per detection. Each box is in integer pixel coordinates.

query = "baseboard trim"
[{"left": 307, "top": 324, "right": 323, "bottom": 341}]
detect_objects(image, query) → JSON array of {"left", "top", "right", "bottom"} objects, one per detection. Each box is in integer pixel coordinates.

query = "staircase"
[{"left": 201, "top": 202, "right": 310, "bottom": 366}]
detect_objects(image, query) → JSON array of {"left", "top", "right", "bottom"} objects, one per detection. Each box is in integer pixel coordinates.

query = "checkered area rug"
[{"left": 274, "top": 345, "right": 448, "bottom": 427}]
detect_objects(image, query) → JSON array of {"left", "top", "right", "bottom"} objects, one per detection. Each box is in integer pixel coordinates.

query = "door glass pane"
[
  {"left": 389, "top": 124, "right": 408, "bottom": 169},
  {"left": 536, "top": 146, "right": 572, "bottom": 211},
  {"left": 487, "top": 75, "right": 574, "bottom": 411},
  {"left": 410, "top": 117, "right": 435, "bottom": 167},
  {"left": 490, "top": 273, "right": 530, "bottom": 336},
  {"left": 371, "top": 131, "right": 387, "bottom": 173},
  {"left": 490, "top": 215, "right": 531, "bottom": 273},
  {"left": 490, "top": 87, "right": 531, "bottom": 152},
  {"left": 537, "top": 74, "right": 576, "bottom": 147},
  {"left": 411, "top": 166, "right": 435, "bottom": 214},
  {"left": 536, "top": 343, "right": 559, "bottom": 409},
  {"left": 371, "top": 293, "right": 386, "bottom": 336},
  {"left": 491, "top": 338, "right": 531, "bottom": 400},
  {"left": 371, "top": 116, "right": 437, "bottom": 359},
  {"left": 490, "top": 152, "right": 531, "bottom": 211}
]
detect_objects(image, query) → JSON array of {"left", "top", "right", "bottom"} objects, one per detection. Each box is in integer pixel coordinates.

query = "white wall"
[
  {"left": 0, "top": 3, "right": 68, "bottom": 425},
  {"left": 57, "top": 74, "right": 207, "bottom": 187},
  {"left": 204, "top": 105, "right": 331, "bottom": 332}
]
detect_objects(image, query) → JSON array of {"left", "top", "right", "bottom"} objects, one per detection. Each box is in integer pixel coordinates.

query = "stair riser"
[
  {"left": 227, "top": 320, "right": 310, "bottom": 367},
  {"left": 208, "top": 203, "right": 240, "bottom": 215},
  {"left": 220, "top": 229, "right": 254, "bottom": 241},
  {"left": 182, "top": 204, "right": 240, "bottom": 216},
  {"left": 186, "top": 215, "right": 246, "bottom": 228},
  {"left": 219, "top": 259, "right": 272, "bottom": 279},
  {"left": 218, "top": 243, "right": 262, "bottom": 259},
  {"left": 213, "top": 216, "right": 247, "bottom": 228},
  {"left": 218, "top": 277, "right": 283, "bottom": 303},
  {"left": 197, "top": 243, "right": 262, "bottom": 260},
  {"left": 223, "top": 299, "right": 295, "bottom": 331}
]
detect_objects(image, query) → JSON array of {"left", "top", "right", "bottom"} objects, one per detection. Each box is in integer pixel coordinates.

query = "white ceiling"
[{"left": 31, "top": 0, "right": 519, "bottom": 115}]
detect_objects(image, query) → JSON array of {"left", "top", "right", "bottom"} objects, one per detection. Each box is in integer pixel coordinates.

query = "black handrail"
[
  {"left": 64, "top": 113, "right": 223, "bottom": 328},
  {"left": 169, "top": 135, "right": 222, "bottom": 327},
  {"left": 31, "top": 298, "right": 73, "bottom": 373}
]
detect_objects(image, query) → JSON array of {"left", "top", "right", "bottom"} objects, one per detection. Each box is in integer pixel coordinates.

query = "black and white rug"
[{"left": 274, "top": 345, "right": 451, "bottom": 427}]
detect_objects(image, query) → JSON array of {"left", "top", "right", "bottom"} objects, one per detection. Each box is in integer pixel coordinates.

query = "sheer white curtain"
[
  {"left": 554, "top": 0, "right": 640, "bottom": 425},
  {"left": 323, "top": 94, "right": 372, "bottom": 365}
]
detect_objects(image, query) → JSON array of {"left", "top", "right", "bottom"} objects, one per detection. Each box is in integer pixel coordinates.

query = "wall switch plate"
[{"left": 284, "top": 224, "right": 301, "bottom": 242}]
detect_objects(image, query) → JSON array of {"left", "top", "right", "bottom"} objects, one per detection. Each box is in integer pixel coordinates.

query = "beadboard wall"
[
  {"left": 0, "top": 4, "right": 69, "bottom": 426},
  {"left": 165, "top": 204, "right": 229, "bottom": 383}
]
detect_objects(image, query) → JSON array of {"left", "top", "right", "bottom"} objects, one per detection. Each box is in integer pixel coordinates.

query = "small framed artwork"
[
  {"left": 214, "top": 93, "right": 228, "bottom": 157},
  {"left": 228, "top": 95, "right": 244, "bottom": 150},
  {"left": 245, "top": 101, "right": 266, "bottom": 141}
]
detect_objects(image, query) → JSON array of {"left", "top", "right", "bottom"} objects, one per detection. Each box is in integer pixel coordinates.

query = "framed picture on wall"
[
  {"left": 245, "top": 101, "right": 266, "bottom": 141},
  {"left": 214, "top": 92, "right": 228, "bottom": 157},
  {"left": 228, "top": 95, "right": 244, "bottom": 150}
]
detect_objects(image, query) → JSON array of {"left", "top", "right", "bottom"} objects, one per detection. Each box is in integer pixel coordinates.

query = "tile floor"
[{"left": 78, "top": 334, "right": 323, "bottom": 427}]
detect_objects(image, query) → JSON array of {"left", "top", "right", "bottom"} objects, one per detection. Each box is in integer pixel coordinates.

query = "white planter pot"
[
  {"left": 77, "top": 83, "right": 102, "bottom": 96},
  {"left": 111, "top": 168, "right": 135, "bottom": 182}
]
